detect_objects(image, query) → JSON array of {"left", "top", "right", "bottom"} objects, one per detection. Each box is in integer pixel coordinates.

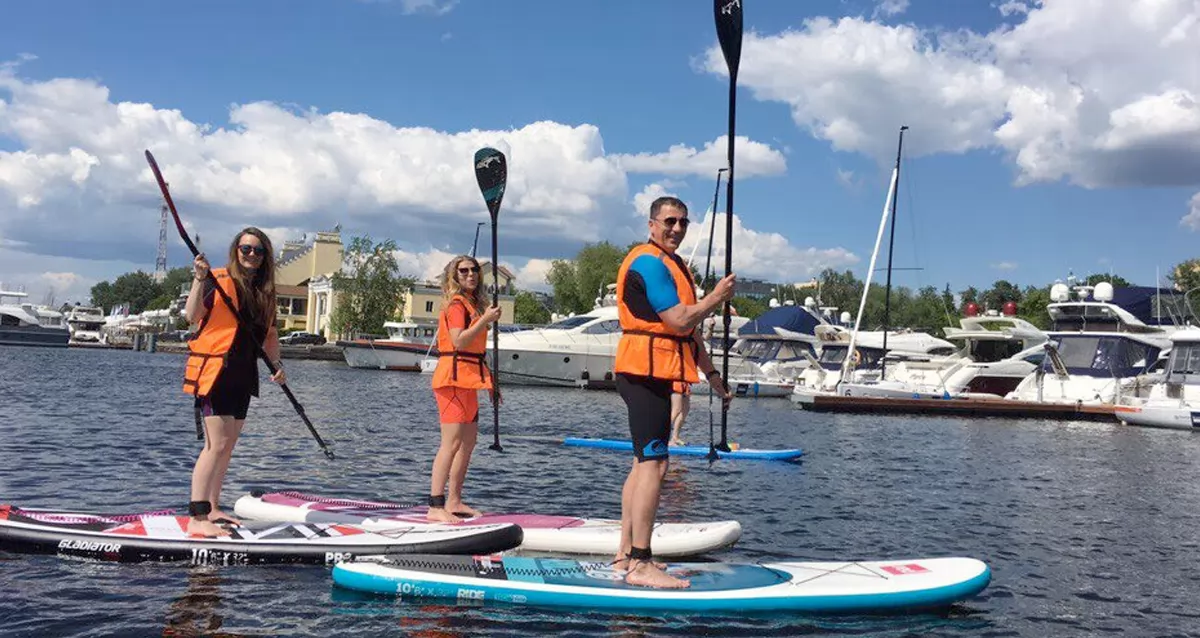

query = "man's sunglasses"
[
  {"left": 457, "top": 265, "right": 481, "bottom": 275},
  {"left": 656, "top": 216, "right": 690, "bottom": 229},
  {"left": 238, "top": 244, "right": 266, "bottom": 257}
]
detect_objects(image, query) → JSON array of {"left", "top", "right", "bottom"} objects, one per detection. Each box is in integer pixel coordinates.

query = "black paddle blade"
[
  {"left": 714, "top": 0, "right": 743, "bottom": 78},
  {"left": 144, "top": 150, "right": 200, "bottom": 257},
  {"left": 474, "top": 147, "right": 507, "bottom": 221}
]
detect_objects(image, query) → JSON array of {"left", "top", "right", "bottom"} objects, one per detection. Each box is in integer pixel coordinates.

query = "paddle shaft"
[
  {"left": 714, "top": 0, "right": 743, "bottom": 453},
  {"left": 144, "top": 150, "right": 335, "bottom": 460}
]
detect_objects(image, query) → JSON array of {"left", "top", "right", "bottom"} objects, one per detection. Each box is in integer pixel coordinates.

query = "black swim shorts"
[{"left": 615, "top": 373, "right": 672, "bottom": 462}]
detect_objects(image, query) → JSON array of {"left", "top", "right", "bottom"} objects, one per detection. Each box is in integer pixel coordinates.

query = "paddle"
[
  {"left": 713, "top": 0, "right": 743, "bottom": 454},
  {"left": 702, "top": 168, "right": 726, "bottom": 462},
  {"left": 143, "top": 150, "right": 335, "bottom": 460},
  {"left": 473, "top": 147, "right": 507, "bottom": 452}
]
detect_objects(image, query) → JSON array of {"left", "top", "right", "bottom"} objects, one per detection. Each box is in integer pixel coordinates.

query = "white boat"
[
  {"left": 66, "top": 305, "right": 106, "bottom": 343},
  {"left": 1005, "top": 282, "right": 1174, "bottom": 405},
  {"left": 839, "top": 311, "right": 1049, "bottom": 400},
  {"left": 494, "top": 305, "right": 621, "bottom": 387},
  {"left": 1115, "top": 328, "right": 1200, "bottom": 429},
  {"left": 693, "top": 300, "right": 828, "bottom": 398},
  {"left": 0, "top": 286, "right": 69, "bottom": 348},
  {"left": 340, "top": 321, "right": 436, "bottom": 371}
]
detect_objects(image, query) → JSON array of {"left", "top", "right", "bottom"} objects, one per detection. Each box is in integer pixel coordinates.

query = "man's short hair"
[{"left": 649, "top": 196, "right": 688, "bottom": 219}]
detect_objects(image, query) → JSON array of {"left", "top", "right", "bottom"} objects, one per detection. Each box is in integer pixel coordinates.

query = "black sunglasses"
[
  {"left": 238, "top": 244, "right": 266, "bottom": 257},
  {"left": 457, "top": 265, "right": 481, "bottom": 275},
  {"left": 657, "top": 216, "right": 690, "bottom": 229}
]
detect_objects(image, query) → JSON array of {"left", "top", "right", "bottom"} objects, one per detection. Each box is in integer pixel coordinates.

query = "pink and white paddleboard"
[{"left": 234, "top": 491, "right": 741, "bottom": 557}]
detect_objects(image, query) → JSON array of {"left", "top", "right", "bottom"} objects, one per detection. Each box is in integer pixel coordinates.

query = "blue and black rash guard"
[{"left": 620, "top": 248, "right": 691, "bottom": 323}]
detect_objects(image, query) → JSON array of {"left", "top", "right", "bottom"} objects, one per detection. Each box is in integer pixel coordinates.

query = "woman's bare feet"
[
  {"left": 448, "top": 503, "right": 482, "bottom": 518},
  {"left": 624, "top": 560, "right": 690, "bottom": 589},
  {"left": 670, "top": 438, "right": 686, "bottom": 447},
  {"left": 187, "top": 518, "right": 232, "bottom": 538},
  {"left": 209, "top": 510, "right": 241, "bottom": 527},
  {"left": 426, "top": 508, "right": 460, "bottom": 523}
]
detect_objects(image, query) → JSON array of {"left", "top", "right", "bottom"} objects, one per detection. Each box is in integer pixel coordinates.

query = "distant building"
[{"left": 272, "top": 228, "right": 345, "bottom": 334}]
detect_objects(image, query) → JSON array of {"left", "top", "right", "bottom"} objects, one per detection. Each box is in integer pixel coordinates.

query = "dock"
[{"left": 795, "top": 393, "right": 1118, "bottom": 422}]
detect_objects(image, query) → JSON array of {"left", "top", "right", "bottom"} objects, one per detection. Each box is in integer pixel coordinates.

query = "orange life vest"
[
  {"left": 432, "top": 294, "right": 493, "bottom": 390},
  {"left": 182, "top": 268, "right": 241, "bottom": 397},
  {"left": 614, "top": 242, "right": 700, "bottom": 383}
]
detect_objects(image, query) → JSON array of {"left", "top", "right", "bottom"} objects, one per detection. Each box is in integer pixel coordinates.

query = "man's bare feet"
[
  {"left": 187, "top": 518, "right": 232, "bottom": 538},
  {"left": 209, "top": 510, "right": 241, "bottom": 526},
  {"left": 426, "top": 508, "right": 460, "bottom": 523},
  {"left": 624, "top": 560, "right": 690, "bottom": 589},
  {"left": 670, "top": 438, "right": 686, "bottom": 447}
]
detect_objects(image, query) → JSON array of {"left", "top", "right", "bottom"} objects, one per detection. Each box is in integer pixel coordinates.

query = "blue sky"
[{"left": 1, "top": 0, "right": 1197, "bottom": 304}]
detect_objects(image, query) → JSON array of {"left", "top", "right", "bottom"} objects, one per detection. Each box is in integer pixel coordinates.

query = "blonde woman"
[{"left": 427, "top": 255, "right": 501, "bottom": 523}]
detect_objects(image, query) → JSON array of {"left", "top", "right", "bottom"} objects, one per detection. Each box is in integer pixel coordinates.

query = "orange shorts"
[
  {"left": 672, "top": 381, "right": 692, "bottom": 395},
  {"left": 434, "top": 386, "right": 480, "bottom": 424}
]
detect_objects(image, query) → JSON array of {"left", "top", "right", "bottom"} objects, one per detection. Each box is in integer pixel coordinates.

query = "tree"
[
  {"left": 330, "top": 236, "right": 413, "bottom": 337},
  {"left": 513, "top": 291, "right": 550, "bottom": 324},
  {"left": 817, "top": 268, "right": 864, "bottom": 321},
  {"left": 546, "top": 259, "right": 585, "bottom": 314},
  {"left": 544, "top": 241, "right": 626, "bottom": 315},
  {"left": 105, "top": 271, "right": 161, "bottom": 314},
  {"left": 1018, "top": 285, "right": 1052, "bottom": 329},
  {"left": 159, "top": 267, "right": 194, "bottom": 299},
  {"left": 145, "top": 294, "right": 174, "bottom": 311},
  {"left": 1084, "top": 272, "right": 1132, "bottom": 287},
  {"left": 574, "top": 242, "right": 626, "bottom": 309},
  {"left": 1169, "top": 258, "right": 1200, "bottom": 294},
  {"left": 90, "top": 281, "right": 115, "bottom": 312},
  {"left": 959, "top": 286, "right": 980, "bottom": 309},
  {"left": 730, "top": 295, "right": 766, "bottom": 319},
  {"left": 981, "top": 280, "right": 1022, "bottom": 312}
]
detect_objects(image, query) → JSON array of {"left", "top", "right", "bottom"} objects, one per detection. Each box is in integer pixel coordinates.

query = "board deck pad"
[
  {"left": 562, "top": 437, "right": 804, "bottom": 461},
  {"left": 235, "top": 491, "right": 742, "bottom": 557},
  {"left": 0, "top": 504, "right": 522, "bottom": 565},
  {"left": 333, "top": 554, "right": 992, "bottom": 613}
]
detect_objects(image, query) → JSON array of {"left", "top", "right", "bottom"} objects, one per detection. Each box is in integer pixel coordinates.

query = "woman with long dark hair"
[
  {"left": 182, "top": 227, "right": 285, "bottom": 538},
  {"left": 427, "top": 254, "right": 501, "bottom": 523}
]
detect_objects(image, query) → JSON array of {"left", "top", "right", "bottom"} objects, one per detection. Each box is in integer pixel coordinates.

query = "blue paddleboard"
[
  {"left": 563, "top": 437, "right": 803, "bottom": 461},
  {"left": 333, "top": 555, "right": 990, "bottom": 613}
]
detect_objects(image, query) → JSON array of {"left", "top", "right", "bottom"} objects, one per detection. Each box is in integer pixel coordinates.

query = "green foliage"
[
  {"left": 330, "top": 236, "right": 414, "bottom": 337},
  {"left": 1083, "top": 273, "right": 1132, "bottom": 288},
  {"left": 1169, "top": 259, "right": 1200, "bottom": 295},
  {"left": 730, "top": 295, "right": 766, "bottom": 319},
  {"left": 1018, "top": 285, "right": 1052, "bottom": 329},
  {"left": 981, "top": 280, "right": 1022, "bottom": 311},
  {"left": 145, "top": 294, "right": 174, "bottom": 311},
  {"left": 544, "top": 241, "right": 626, "bottom": 315},
  {"left": 514, "top": 291, "right": 550, "bottom": 324}
]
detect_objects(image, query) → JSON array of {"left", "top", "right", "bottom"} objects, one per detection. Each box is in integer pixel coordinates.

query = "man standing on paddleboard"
[{"left": 613, "top": 196, "right": 735, "bottom": 588}]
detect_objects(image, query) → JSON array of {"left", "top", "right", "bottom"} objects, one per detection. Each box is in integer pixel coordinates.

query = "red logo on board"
[{"left": 882, "top": 563, "right": 929, "bottom": 576}]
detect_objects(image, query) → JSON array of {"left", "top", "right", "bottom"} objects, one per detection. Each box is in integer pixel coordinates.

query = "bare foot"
[
  {"left": 187, "top": 518, "right": 232, "bottom": 538},
  {"left": 426, "top": 508, "right": 460, "bottom": 524},
  {"left": 624, "top": 560, "right": 690, "bottom": 589},
  {"left": 670, "top": 438, "right": 686, "bottom": 447},
  {"left": 210, "top": 510, "right": 241, "bottom": 526},
  {"left": 448, "top": 503, "right": 482, "bottom": 518}
]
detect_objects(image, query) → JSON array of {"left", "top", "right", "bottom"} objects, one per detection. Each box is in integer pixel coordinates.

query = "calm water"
[{"left": 3, "top": 345, "right": 1200, "bottom": 637}]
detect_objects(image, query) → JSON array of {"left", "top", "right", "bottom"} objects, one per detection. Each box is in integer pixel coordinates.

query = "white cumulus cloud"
[
  {"left": 614, "top": 135, "right": 787, "bottom": 179},
  {"left": 700, "top": 0, "right": 1200, "bottom": 228}
]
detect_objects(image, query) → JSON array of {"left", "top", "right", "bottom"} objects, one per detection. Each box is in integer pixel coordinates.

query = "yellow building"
[
  {"left": 401, "top": 261, "right": 516, "bottom": 326},
  {"left": 272, "top": 227, "right": 345, "bottom": 333}
]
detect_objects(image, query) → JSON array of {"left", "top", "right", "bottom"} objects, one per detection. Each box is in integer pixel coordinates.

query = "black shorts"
[
  {"left": 196, "top": 373, "right": 254, "bottom": 420},
  {"left": 616, "top": 374, "right": 672, "bottom": 462}
]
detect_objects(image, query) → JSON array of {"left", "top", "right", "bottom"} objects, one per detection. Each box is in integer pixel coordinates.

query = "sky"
[{"left": 1, "top": 0, "right": 1197, "bottom": 306}]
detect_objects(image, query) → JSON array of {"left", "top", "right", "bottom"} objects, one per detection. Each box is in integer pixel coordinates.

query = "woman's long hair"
[
  {"left": 440, "top": 255, "right": 486, "bottom": 314},
  {"left": 226, "top": 227, "right": 277, "bottom": 328}
]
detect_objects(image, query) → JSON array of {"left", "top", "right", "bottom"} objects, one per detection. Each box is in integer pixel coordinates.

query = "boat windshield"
[
  {"left": 544, "top": 316, "right": 594, "bottom": 330},
  {"left": 1046, "top": 335, "right": 1159, "bottom": 377}
]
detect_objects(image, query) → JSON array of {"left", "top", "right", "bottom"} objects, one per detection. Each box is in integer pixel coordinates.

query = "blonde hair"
[{"left": 440, "top": 255, "right": 487, "bottom": 313}]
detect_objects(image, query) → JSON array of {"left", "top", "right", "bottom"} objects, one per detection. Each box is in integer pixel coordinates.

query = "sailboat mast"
[{"left": 880, "top": 125, "right": 907, "bottom": 377}]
